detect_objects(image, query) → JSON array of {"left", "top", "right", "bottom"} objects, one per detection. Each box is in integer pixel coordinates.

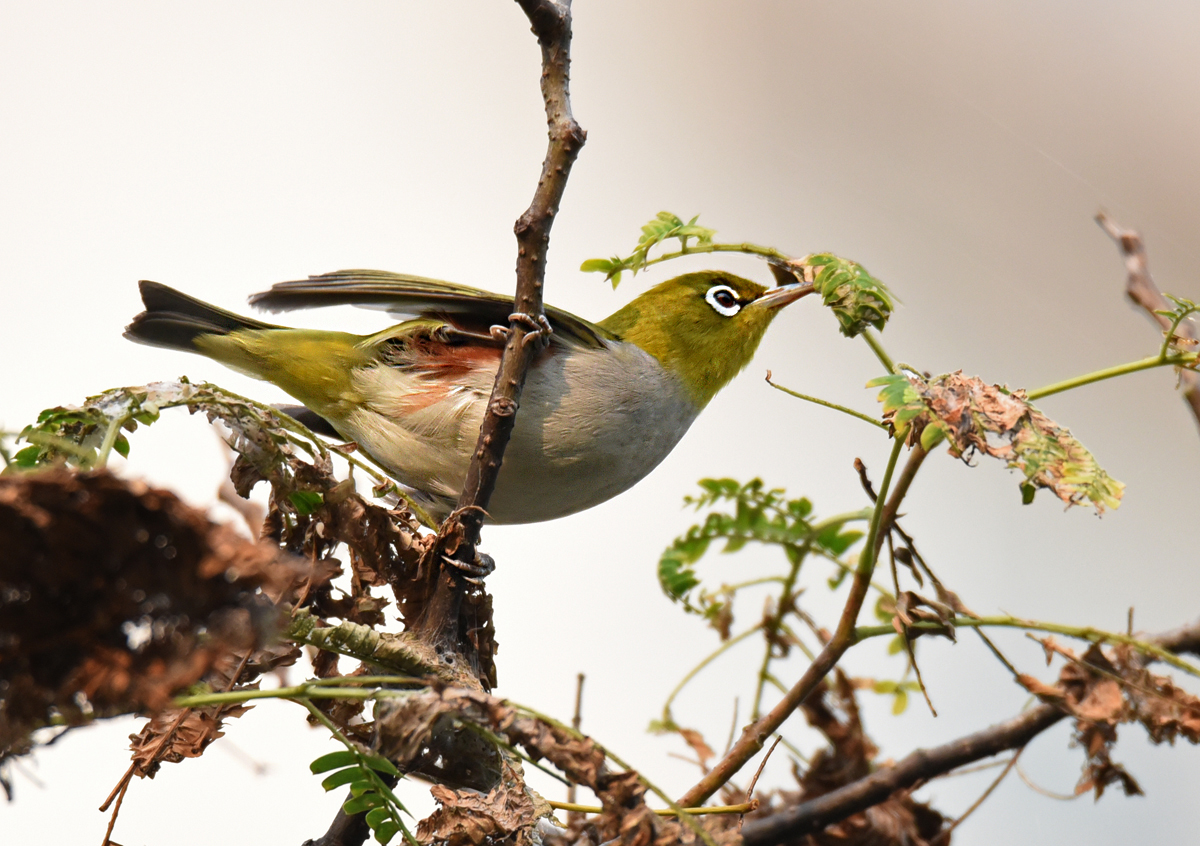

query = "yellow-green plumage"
[
  {"left": 598, "top": 273, "right": 776, "bottom": 407},
  {"left": 126, "top": 269, "right": 809, "bottom": 523}
]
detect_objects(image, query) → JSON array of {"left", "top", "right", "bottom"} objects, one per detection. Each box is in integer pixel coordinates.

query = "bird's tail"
[{"left": 124, "top": 280, "right": 279, "bottom": 351}]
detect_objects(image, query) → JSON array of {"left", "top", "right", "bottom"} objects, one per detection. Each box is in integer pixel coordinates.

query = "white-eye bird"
[{"left": 125, "top": 270, "right": 811, "bottom": 524}]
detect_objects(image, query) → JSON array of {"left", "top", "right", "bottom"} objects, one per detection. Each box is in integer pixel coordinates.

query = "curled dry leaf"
[
  {"left": 0, "top": 469, "right": 314, "bottom": 758},
  {"left": 417, "top": 760, "right": 548, "bottom": 846},
  {"left": 1018, "top": 639, "right": 1200, "bottom": 799},
  {"left": 870, "top": 371, "right": 1124, "bottom": 513}
]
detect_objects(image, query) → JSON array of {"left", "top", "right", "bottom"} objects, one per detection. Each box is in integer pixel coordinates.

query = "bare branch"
[
  {"left": 738, "top": 618, "right": 1200, "bottom": 845},
  {"left": 1096, "top": 211, "right": 1200, "bottom": 428},
  {"left": 739, "top": 704, "right": 1064, "bottom": 846}
]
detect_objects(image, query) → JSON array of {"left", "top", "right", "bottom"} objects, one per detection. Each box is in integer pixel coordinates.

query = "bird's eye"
[{"left": 705, "top": 285, "right": 741, "bottom": 317}]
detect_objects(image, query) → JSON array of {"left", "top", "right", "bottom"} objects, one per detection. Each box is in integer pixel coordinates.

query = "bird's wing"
[{"left": 248, "top": 269, "right": 616, "bottom": 350}]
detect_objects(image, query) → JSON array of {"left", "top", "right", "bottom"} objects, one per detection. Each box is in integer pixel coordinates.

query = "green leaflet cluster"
[
  {"left": 1155, "top": 294, "right": 1200, "bottom": 357},
  {"left": 310, "top": 749, "right": 415, "bottom": 845},
  {"left": 580, "top": 211, "right": 716, "bottom": 288},
  {"left": 869, "top": 371, "right": 1125, "bottom": 513},
  {"left": 580, "top": 211, "right": 894, "bottom": 338},
  {"left": 7, "top": 385, "right": 167, "bottom": 470},
  {"left": 791, "top": 253, "right": 893, "bottom": 337},
  {"left": 659, "top": 478, "right": 864, "bottom": 622}
]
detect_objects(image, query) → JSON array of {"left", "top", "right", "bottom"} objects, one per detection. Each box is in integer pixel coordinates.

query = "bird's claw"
[
  {"left": 442, "top": 552, "right": 496, "bottom": 585},
  {"left": 488, "top": 312, "right": 553, "bottom": 347},
  {"left": 510, "top": 312, "right": 554, "bottom": 347}
]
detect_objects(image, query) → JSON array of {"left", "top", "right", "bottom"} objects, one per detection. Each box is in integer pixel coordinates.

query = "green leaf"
[
  {"left": 887, "top": 635, "right": 906, "bottom": 655},
  {"left": 289, "top": 490, "right": 324, "bottom": 515},
  {"left": 113, "top": 434, "right": 131, "bottom": 458},
  {"left": 363, "top": 753, "right": 401, "bottom": 776},
  {"left": 824, "top": 530, "right": 863, "bottom": 556},
  {"left": 373, "top": 821, "right": 400, "bottom": 845},
  {"left": 366, "top": 807, "right": 393, "bottom": 829},
  {"left": 311, "top": 750, "right": 360, "bottom": 774},
  {"left": 343, "top": 793, "right": 387, "bottom": 816},
  {"left": 919, "top": 422, "right": 945, "bottom": 451},
  {"left": 579, "top": 258, "right": 615, "bottom": 273},
  {"left": 892, "top": 689, "right": 909, "bottom": 715},
  {"left": 321, "top": 767, "right": 373, "bottom": 791},
  {"left": 13, "top": 445, "right": 40, "bottom": 468},
  {"left": 658, "top": 550, "right": 701, "bottom": 602}
]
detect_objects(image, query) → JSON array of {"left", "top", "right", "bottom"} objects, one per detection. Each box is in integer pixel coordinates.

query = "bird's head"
[{"left": 598, "top": 270, "right": 812, "bottom": 408}]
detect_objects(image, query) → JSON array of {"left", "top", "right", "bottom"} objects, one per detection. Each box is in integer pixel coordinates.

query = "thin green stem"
[
  {"left": 638, "top": 242, "right": 791, "bottom": 272},
  {"left": 1027, "top": 353, "right": 1197, "bottom": 400},
  {"left": 753, "top": 543, "right": 811, "bottom": 721},
  {"left": 175, "top": 685, "right": 381, "bottom": 709},
  {"left": 95, "top": 413, "right": 130, "bottom": 467},
  {"left": 853, "top": 616, "right": 1200, "bottom": 678},
  {"left": 766, "top": 378, "right": 886, "bottom": 429},
  {"left": 858, "top": 435, "right": 908, "bottom": 578},
  {"left": 548, "top": 801, "right": 755, "bottom": 816},
  {"left": 776, "top": 621, "right": 817, "bottom": 661},
  {"left": 724, "top": 575, "right": 788, "bottom": 592},
  {"left": 810, "top": 549, "right": 895, "bottom": 599},
  {"left": 663, "top": 624, "right": 765, "bottom": 725},
  {"left": 862, "top": 328, "right": 897, "bottom": 374}
]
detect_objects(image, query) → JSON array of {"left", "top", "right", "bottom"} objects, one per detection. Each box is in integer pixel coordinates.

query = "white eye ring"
[{"left": 705, "top": 285, "right": 741, "bottom": 317}]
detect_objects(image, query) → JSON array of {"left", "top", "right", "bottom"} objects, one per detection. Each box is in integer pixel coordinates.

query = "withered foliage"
[
  {"left": 375, "top": 687, "right": 742, "bottom": 846},
  {"left": 871, "top": 371, "right": 1124, "bottom": 513},
  {"left": 1019, "top": 639, "right": 1200, "bottom": 799},
  {"left": 128, "top": 642, "right": 302, "bottom": 780},
  {"left": 0, "top": 469, "right": 310, "bottom": 759},
  {"left": 745, "top": 672, "right": 948, "bottom": 846}
]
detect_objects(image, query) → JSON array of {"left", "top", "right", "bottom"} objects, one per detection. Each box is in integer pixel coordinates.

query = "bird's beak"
[{"left": 750, "top": 282, "right": 815, "bottom": 310}]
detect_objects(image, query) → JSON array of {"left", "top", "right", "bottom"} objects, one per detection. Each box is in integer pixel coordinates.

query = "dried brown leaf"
[
  {"left": 678, "top": 729, "right": 716, "bottom": 770},
  {"left": 417, "top": 760, "right": 547, "bottom": 846},
  {"left": 0, "top": 470, "right": 313, "bottom": 757}
]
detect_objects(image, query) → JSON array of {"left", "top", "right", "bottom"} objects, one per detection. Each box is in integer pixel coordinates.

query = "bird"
[{"left": 125, "top": 269, "right": 812, "bottom": 524}]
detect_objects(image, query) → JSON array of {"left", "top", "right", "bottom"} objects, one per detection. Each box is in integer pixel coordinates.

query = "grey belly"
[{"left": 486, "top": 343, "right": 699, "bottom": 524}]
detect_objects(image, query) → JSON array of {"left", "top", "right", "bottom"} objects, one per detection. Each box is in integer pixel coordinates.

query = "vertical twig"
[
  {"left": 411, "top": 0, "right": 586, "bottom": 682},
  {"left": 455, "top": 1, "right": 586, "bottom": 536},
  {"left": 566, "top": 672, "right": 586, "bottom": 826}
]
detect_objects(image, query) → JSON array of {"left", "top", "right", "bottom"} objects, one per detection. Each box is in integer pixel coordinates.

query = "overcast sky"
[{"left": 3, "top": 2, "right": 1199, "bottom": 844}]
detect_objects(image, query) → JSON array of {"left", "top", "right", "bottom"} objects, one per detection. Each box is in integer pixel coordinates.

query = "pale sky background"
[{"left": 3, "top": 2, "right": 1200, "bottom": 844}]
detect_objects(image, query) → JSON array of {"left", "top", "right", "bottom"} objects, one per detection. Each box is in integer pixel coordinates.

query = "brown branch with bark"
[
  {"left": 1096, "top": 211, "right": 1200, "bottom": 428},
  {"left": 409, "top": 0, "right": 586, "bottom": 686},
  {"left": 738, "top": 618, "right": 1200, "bottom": 846},
  {"left": 678, "top": 445, "right": 930, "bottom": 808}
]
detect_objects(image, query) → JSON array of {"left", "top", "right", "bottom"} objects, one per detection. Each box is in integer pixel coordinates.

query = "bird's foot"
[
  {"left": 488, "top": 312, "right": 553, "bottom": 347},
  {"left": 442, "top": 552, "right": 496, "bottom": 586}
]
